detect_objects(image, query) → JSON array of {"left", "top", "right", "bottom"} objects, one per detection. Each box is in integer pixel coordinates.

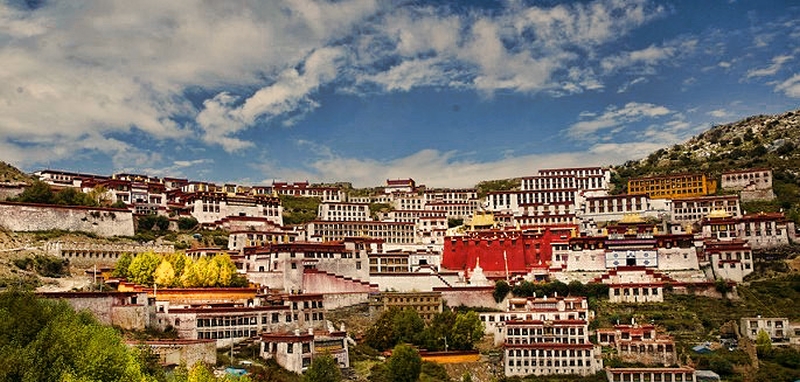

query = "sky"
[{"left": 1, "top": 0, "right": 799, "bottom": 188}]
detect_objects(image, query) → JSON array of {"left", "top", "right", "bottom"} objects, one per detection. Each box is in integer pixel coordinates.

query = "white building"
[
  {"left": 670, "top": 195, "right": 741, "bottom": 224},
  {"left": 480, "top": 296, "right": 602, "bottom": 377},
  {"left": 740, "top": 316, "right": 791, "bottom": 343},
  {"left": 318, "top": 202, "right": 371, "bottom": 222},
  {"left": 186, "top": 192, "right": 283, "bottom": 226}
]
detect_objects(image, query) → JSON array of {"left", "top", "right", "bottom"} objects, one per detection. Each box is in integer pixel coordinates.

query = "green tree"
[
  {"left": 450, "top": 311, "right": 484, "bottom": 351},
  {"left": 420, "top": 361, "right": 450, "bottom": 382},
  {"left": 165, "top": 252, "right": 188, "bottom": 279},
  {"left": 111, "top": 200, "right": 128, "bottom": 209},
  {"left": 113, "top": 253, "right": 133, "bottom": 278},
  {"left": 367, "top": 363, "right": 391, "bottom": 382},
  {"left": 177, "top": 217, "right": 199, "bottom": 231},
  {"left": 15, "top": 180, "right": 55, "bottom": 204},
  {"left": 154, "top": 215, "right": 170, "bottom": 231},
  {"left": 568, "top": 280, "right": 587, "bottom": 296},
  {"left": 128, "top": 251, "right": 161, "bottom": 286},
  {"left": 54, "top": 187, "right": 97, "bottom": 206},
  {"left": 387, "top": 344, "right": 421, "bottom": 382},
  {"left": 0, "top": 290, "right": 156, "bottom": 382},
  {"left": 88, "top": 185, "right": 110, "bottom": 206},
  {"left": 138, "top": 215, "right": 158, "bottom": 231},
  {"left": 419, "top": 310, "right": 457, "bottom": 351},
  {"left": 493, "top": 280, "right": 511, "bottom": 303},
  {"left": 303, "top": 354, "right": 342, "bottom": 382},
  {"left": 756, "top": 329, "right": 773, "bottom": 356},
  {"left": 365, "top": 308, "right": 398, "bottom": 351},
  {"left": 201, "top": 256, "right": 220, "bottom": 287},
  {"left": 393, "top": 309, "right": 424, "bottom": 345}
]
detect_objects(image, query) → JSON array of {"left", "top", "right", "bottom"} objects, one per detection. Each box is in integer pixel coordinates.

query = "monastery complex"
[{"left": 7, "top": 165, "right": 799, "bottom": 378}]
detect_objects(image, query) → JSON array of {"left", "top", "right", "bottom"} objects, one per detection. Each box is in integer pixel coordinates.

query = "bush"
[
  {"left": 494, "top": 280, "right": 511, "bottom": 303},
  {"left": 137, "top": 215, "right": 169, "bottom": 232},
  {"left": 14, "top": 255, "right": 69, "bottom": 278},
  {"left": 177, "top": 217, "right": 199, "bottom": 231}
]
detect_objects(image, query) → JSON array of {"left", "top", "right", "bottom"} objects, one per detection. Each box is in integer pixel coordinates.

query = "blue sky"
[{"left": 1, "top": 0, "right": 798, "bottom": 187}]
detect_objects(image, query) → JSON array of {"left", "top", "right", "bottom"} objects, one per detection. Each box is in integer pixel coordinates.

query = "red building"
[{"left": 442, "top": 227, "right": 574, "bottom": 277}]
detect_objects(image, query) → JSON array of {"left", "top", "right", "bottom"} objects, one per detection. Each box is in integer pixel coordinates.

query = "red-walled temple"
[{"left": 442, "top": 226, "right": 575, "bottom": 277}]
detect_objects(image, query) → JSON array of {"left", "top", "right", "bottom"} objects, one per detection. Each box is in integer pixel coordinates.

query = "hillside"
[
  {"left": 613, "top": 109, "right": 800, "bottom": 179},
  {"left": 611, "top": 108, "right": 800, "bottom": 220},
  {"left": 0, "top": 161, "right": 33, "bottom": 184}
]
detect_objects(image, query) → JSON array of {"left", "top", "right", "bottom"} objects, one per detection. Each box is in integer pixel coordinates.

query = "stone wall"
[
  {"left": 48, "top": 241, "right": 174, "bottom": 266},
  {"left": 0, "top": 202, "right": 134, "bottom": 237},
  {"left": 112, "top": 305, "right": 151, "bottom": 330},
  {"left": 39, "top": 291, "right": 151, "bottom": 329},
  {"left": 740, "top": 189, "right": 776, "bottom": 201},
  {"left": 302, "top": 271, "right": 377, "bottom": 295},
  {"left": 370, "top": 273, "right": 453, "bottom": 292},
  {"left": 323, "top": 292, "right": 371, "bottom": 310},
  {"left": 656, "top": 247, "right": 700, "bottom": 270},
  {"left": 135, "top": 340, "right": 217, "bottom": 368},
  {"left": 437, "top": 287, "right": 499, "bottom": 309},
  {"left": 0, "top": 184, "right": 25, "bottom": 201}
]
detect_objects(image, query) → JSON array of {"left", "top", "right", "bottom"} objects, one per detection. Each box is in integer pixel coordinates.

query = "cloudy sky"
[{"left": 1, "top": 0, "right": 799, "bottom": 187}]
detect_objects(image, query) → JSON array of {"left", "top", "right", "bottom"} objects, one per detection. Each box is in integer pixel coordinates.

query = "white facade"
[
  {"left": 671, "top": 195, "right": 741, "bottom": 223},
  {"left": 306, "top": 220, "right": 416, "bottom": 245},
  {"left": 703, "top": 240, "right": 753, "bottom": 282},
  {"left": 722, "top": 169, "right": 772, "bottom": 191},
  {"left": 480, "top": 296, "right": 602, "bottom": 377},
  {"left": 318, "top": 202, "right": 370, "bottom": 222},
  {"left": 188, "top": 193, "right": 283, "bottom": 226},
  {"left": 740, "top": 316, "right": 791, "bottom": 342},
  {"left": 580, "top": 195, "right": 671, "bottom": 223}
]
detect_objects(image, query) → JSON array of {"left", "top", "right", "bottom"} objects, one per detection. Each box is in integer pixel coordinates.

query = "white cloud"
[
  {"left": 775, "top": 74, "right": 800, "bottom": 98},
  {"left": 258, "top": 138, "right": 678, "bottom": 188},
  {"left": 354, "top": 0, "right": 664, "bottom": 95},
  {"left": 708, "top": 109, "right": 730, "bottom": 118},
  {"left": 568, "top": 102, "right": 673, "bottom": 138},
  {"left": 196, "top": 47, "right": 346, "bottom": 151},
  {"left": 140, "top": 159, "right": 213, "bottom": 178},
  {"left": 746, "top": 55, "right": 793, "bottom": 78},
  {"left": 0, "top": 0, "right": 379, "bottom": 159},
  {"left": 600, "top": 38, "right": 697, "bottom": 74},
  {"left": 617, "top": 76, "right": 647, "bottom": 93},
  {"left": 0, "top": 0, "right": 686, "bottom": 167}
]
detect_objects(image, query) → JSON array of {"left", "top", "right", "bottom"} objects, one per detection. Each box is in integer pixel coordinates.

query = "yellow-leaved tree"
[
  {"left": 180, "top": 257, "right": 200, "bottom": 287},
  {"left": 213, "top": 254, "right": 237, "bottom": 286},
  {"left": 164, "top": 252, "right": 187, "bottom": 279},
  {"left": 154, "top": 259, "right": 175, "bottom": 287}
]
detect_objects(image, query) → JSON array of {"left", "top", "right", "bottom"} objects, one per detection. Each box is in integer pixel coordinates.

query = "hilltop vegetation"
[
  {"left": 0, "top": 161, "right": 33, "bottom": 184},
  {"left": 279, "top": 195, "right": 321, "bottom": 225},
  {"left": 615, "top": 109, "right": 800, "bottom": 179},
  {"left": 476, "top": 178, "right": 521, "bottom": 198},
  {"left": 612, "top": 109, "right": 800, "bottom": 221}
]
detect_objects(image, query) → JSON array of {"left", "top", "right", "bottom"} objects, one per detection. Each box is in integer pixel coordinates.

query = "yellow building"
[{"left": 628, "top": 173, "right": 717, "bottom": 199}]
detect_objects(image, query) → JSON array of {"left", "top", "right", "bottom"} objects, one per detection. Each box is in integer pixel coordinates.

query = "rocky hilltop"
[
  {"left": 614, "top": 108, "right": 800, "bottom": 179},
  {"left": 612, "top": 108, "right": 800, "bottom": 220}
]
